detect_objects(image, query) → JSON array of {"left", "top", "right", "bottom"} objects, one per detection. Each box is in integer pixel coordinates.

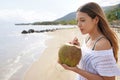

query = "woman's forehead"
[{"left": 76, "top": 12, "right": 89, "bottom": 19}]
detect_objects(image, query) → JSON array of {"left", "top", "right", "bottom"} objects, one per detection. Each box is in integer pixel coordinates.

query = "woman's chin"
[{"left": 81, "top": 31, "right": 87, "bottom": 35}]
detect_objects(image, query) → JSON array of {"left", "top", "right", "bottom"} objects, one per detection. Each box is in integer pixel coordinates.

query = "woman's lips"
[{"left": 80, "top": 29, "right": 83, "bottom": 31}]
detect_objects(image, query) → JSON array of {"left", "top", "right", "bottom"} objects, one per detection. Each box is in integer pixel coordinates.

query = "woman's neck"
[{"left": 89, "top": 28, "right": 103, "bottom": 40}]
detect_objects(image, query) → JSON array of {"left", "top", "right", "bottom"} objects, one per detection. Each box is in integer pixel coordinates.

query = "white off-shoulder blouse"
[{"left": 76, "top": 41, "right": 120, "bottom": 80}]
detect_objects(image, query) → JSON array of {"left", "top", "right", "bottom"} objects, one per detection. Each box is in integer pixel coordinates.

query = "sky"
[{"left": 0, "top": 0, "right": 120, "bottom": 23}]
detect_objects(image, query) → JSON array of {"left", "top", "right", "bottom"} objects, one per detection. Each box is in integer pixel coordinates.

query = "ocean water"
[{"left": 0, "top": 23, "right": 75, "bottom": 80}]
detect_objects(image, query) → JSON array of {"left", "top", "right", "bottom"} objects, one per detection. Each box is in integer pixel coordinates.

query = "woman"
[{"left": 59, "top": 2, "right": 120, "bottom": 80}]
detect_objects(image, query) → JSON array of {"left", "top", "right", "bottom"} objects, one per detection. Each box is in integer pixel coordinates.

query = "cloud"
[
  {"left": 98, "top": 0, "right": 120, "bottom": 6},
  {"left": 73, "top": 0, "right": 120, "bottom": 8},
  {"left": 0, "top": 9, "right": 57, "bottom": 23},
  {"left": 0, "top": 0, "right": 119, "bottom": 23}
]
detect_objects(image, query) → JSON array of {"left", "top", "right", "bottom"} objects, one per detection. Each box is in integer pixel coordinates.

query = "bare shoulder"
[{"left": 94, "top": 37, "right": 112, "bottom": 50}]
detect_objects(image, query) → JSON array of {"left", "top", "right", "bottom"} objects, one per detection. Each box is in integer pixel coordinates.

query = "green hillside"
[
  {"left": 55, "top": 12, "right": 76, "bottom": 22},
  {"left": 32, "top": 3, "right": 120, "bottom": 25},
  {"left": 105, "top": 4, "right": 120, "bottom": 23},
  {"left": 55, "top": 3, "right": 120, "bottom": 22}
]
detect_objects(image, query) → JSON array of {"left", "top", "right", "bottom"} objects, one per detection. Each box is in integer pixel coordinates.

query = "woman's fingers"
[
  {"left": 61, "top": 64, "right": 71, "bottom": 70},
  {"left": 73, "top": 37, "right": 78, "bottom": 41},
  {"left": 72, "top": 37, "right": 80, "bottom": 46}
]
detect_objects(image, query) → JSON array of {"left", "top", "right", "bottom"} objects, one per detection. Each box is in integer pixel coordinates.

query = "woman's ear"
[{"left": 94, "top": 16, "right": 99, "bottom": 24}]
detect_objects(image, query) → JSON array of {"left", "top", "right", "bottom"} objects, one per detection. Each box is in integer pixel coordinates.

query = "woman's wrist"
[{"left": 72, "top": 66, "right": 81, "bottom": 73}]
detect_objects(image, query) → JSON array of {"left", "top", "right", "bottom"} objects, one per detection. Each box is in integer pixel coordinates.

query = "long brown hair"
[{"left": 77, "top": 2, "right": 119, "bottom": 62}]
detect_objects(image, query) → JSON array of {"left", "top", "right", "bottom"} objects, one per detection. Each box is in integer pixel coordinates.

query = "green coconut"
[{"left": 58, "top": 43, "right": 82, "bottom": 67}]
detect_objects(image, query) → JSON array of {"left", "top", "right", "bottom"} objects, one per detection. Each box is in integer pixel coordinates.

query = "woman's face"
[{"left": 76, "top": 12, "right": 97, "bottom": 34}]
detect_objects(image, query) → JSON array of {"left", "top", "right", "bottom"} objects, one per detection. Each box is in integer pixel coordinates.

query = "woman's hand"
[
  {"left": 58, "top": 60, "right": 79, "bottom": 73},
  {"left": 61, "top": 64, "right": 79, "bottom": 72},
  {"left": 69, "top": 37, "right": 80, "bottom": 46}
]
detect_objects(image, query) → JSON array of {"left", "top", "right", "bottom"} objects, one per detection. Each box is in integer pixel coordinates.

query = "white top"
[{"left": 76, "top": 40, "right": 120, "bottom": 80}]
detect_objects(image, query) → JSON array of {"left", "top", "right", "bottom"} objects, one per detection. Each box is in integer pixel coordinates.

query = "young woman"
[{"left": 59, "top": 2, "right": 120, "bottom": 80}]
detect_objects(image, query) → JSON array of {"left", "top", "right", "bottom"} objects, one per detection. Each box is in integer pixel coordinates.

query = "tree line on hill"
[
  {"left": 15, "top": 3, "right": 120, "bottom": 25},
  {"left": 31, "top": 19, "right": 77, "bottom": 25},
  {"left": 32, "top": 5, "right": 120, "bottom": 25}
]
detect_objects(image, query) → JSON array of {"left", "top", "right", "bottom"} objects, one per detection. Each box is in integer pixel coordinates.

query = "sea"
[{"left": 0, "top": 22, "right": 75, "bottom": 80}]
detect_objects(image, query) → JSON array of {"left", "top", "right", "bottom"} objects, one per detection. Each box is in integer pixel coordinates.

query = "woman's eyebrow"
[{"left": 79, "top": 17, "right": 85, "bottom": 19}]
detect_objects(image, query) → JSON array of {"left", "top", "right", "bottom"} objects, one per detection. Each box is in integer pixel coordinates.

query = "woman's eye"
[{"left": 81, "top": 20, "right": 85, "bottom": 22}]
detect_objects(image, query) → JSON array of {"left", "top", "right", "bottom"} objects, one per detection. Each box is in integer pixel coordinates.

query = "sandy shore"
[
  {"left": 24, "top": 28, "right": 84, "bottom": 80},
  {"left": 24, "top": 27, "right": 120, "bottom": 80}
]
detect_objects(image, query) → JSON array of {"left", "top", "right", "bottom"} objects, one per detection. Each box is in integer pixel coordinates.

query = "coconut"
[{"left": 58, "top": 43, "right": 82, "bottom": 67}]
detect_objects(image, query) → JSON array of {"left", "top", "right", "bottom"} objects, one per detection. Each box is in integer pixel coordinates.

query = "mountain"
[
  {"left": 55, "top": 3, "right": 120, "bottom": 22},
  {"left": 103, "top": 3, "right": 120, "bottom": 12},
  {"left": 55, "top": 12, "right": 76, "bottom": 22}
]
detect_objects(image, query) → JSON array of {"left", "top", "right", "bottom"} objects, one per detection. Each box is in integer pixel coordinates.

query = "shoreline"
[{"left": 23, "top": 27, "right": 120, "bottom": 80}]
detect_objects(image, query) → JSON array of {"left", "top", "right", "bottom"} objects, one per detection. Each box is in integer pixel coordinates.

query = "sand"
[
  {"left": 24, "top": 28, "right": 84, "bottom": 80},
  {"left": 24, "top": 27, "right": 120, "bottom": 80}
]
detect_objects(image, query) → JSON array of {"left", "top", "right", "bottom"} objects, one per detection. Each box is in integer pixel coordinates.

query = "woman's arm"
[
  {"left": 60, "top": 64, "right": 115, "bottom": 80},
  {"left": 60, "top": 37, "right": 115, "bottom": 80}
]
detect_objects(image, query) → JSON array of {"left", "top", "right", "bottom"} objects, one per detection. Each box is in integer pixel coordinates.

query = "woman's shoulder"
[{"left": 94, "top": 37, "right": 112, "bottom": 51}]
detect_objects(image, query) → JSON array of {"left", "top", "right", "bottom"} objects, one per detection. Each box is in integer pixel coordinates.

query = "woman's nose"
[{"left": 77, "top": 22, "right": 81, "bottom": 27}]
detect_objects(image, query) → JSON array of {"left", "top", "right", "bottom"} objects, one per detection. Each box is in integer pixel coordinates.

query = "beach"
[
  {"left": 24, "top": 27, "right": 120, "bottom": 80},
  {"left": 24, "top": 28, "right": 82, "bottom": 80}
]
